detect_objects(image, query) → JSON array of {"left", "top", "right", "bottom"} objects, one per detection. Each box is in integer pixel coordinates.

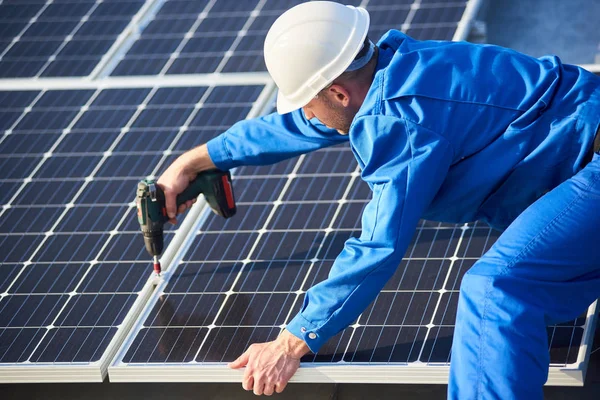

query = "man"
[{"left": 157, "top": 2, "right": 600, "bottom": 398}]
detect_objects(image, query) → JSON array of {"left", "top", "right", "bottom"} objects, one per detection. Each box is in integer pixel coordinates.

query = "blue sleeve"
[
  {"left": 286, "top": 116, "right": 454, "bottom": 352},
  {"left": 206, "top": 110, "right": 348, "bottom": 170}
]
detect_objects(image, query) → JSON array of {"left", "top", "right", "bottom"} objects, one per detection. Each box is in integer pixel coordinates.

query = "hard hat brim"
[{"left": 276, "top": 89, "right": 300, "bottom": 115}]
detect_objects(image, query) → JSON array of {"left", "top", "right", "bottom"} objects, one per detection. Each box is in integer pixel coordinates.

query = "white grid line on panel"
[
  {"left": 0, "top": 89, "right": 102, "bottom": 220},
  {"left": 415, "top": 223, "right": 469, "bottom": 363},
  {"left": 157, "top": 0, "right": 217, "bottom": 76},
  {"left": 0, "top": 72, "right": 272, "bottom": 90},
  {"left": 0, "top": 227, "right": 470, "bottom": 236},
  {"left": 400, "top": 0, "right": 421, "bottom": 33},
  {"left": 1, "top": 198, "right": 371, "bottom": 208},
  {"left": 89, "top": 0, "right": 167, "bottom": 79},
  {"left": 0, "top": 171, "right": 357, "bottom": 183},
  {"left": 0, "top": 0, "right": 53, "bottom": 61},
  {"left": 212, "top": 0, "right": 267, "bottom": 74},
  {"left": 34, "top": 1, "right": 103, "bottom": 78},
  {"left": 453, "top": 0, "right": 484, "bottom": 41},
  {"left": 0, "top": 90, "right": 45, "bottom": 148},
  {"left": 0, "top": 256, "right": 488, "bottom": 267}
]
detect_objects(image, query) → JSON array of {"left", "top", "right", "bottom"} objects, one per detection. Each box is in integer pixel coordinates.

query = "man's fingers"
[
  {"left": 275, "top": 381, "right": 288, "bottom": 393},
  {"left": 263, "top": 384, "right": 275, "bottom": 396},
  {"left": 228, "top": 351, "right": 250, "bottom": 369},
  {"left": 177, "top": 203, "right": 187, "bottom": 215},
  {"left": 253, "top": 381, "right": 264, "bottom": 396},
  {"left": 185, "top": 199, "right": 194, "bottom": 209},
  {"left": 242, "top": 375, "right": 253, "bottom": 391},
  {"left": 164, "top": 191, "right": 177, "bottom": 219},
  {"left": 230, "top": 339, "right": 298, "bottom": 395}
]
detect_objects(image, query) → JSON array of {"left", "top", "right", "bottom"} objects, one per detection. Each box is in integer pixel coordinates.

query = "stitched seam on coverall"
[
  {"left": 392, "top": 92, "right": 527, "bottom": 113},
  {"left": 478, "top": 275, "right": 493, "bottom": 399},
  {"left": 364, "top": 183, "right": 384, "bottom": 241},
  {"left": 500, "top": 169, "right": 600, "bottom": 275}
]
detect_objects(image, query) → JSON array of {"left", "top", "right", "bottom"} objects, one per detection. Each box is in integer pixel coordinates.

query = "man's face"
[{"left": 302, "top": 92, "right": 355, "bottom": 134}]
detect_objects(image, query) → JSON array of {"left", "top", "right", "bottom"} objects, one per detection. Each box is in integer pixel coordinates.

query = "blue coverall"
[{"left": 206, "top": 30, "right": 600, "bottom": 398}]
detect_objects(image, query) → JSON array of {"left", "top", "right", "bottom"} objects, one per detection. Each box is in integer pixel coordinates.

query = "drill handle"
[
  {"left": 175, "top": 176, "right": 206, "bottom": 205},
  {"left": 176, "top": 169, "right": 236, "bottom": 218}
]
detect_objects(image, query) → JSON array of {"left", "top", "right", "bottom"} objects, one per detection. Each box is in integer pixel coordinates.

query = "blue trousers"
[{"left": 448, "top": 153, "right": 600, "bottom": 399}]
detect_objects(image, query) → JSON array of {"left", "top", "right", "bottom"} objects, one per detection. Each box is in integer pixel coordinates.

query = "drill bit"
[{"left": 153, "top": 255, "right": 161, "bottom": 276}]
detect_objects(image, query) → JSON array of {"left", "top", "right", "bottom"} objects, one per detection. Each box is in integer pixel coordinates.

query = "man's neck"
[{"left": 354, "top": 46, "right": 380, "bottom": 109}]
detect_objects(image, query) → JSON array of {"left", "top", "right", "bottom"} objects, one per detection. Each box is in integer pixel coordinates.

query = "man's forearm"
[{"left": 176, "top": 144, "right": 216, "bottom": 173}]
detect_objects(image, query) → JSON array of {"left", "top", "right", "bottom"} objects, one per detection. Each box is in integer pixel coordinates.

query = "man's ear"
[{"left": 328, "top": 84, "right": 351, "bottom": 107}]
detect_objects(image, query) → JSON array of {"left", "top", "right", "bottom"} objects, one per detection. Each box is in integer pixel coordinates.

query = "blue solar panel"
[
  {"left": 111, "top": 0, "right": 466, "bottom": 77},
  {"left": 0, "top": 0, "right": 593, "bottom": 385},
  {"left": 0, "top": 0, "right": 144, "bottom": 77},
  {"left": 115, "top": 107, "right": 585, "bottom": 376},
  {"left": 0, "top": 83, "right": 265, "bottom": 378}
]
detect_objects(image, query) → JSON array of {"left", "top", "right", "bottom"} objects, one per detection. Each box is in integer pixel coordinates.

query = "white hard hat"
[{"left": 264, "top": 1, "right": 370, "bottom": 114}]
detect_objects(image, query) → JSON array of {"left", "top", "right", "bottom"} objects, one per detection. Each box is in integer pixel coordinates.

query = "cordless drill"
[{"left": 136, "top": 169, "right": 236, "bottom": 275}]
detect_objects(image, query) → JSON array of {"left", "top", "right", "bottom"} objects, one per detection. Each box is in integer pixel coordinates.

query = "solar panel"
[
  {"left": 0, "top": 82, "right": 268, "bottom": 382},
  {"left": 102, "top": 0, "right": 597, "bottom": 385},
  {"left": 110, "top": 130, "right": 593, "bottom": 382},
  {"left": 1, "top": 0, "right": 596, "bottom": 387},
  {"left": 0, "top": 0, "right": 145, "bottom": 78},
  {"left": 110, "top": 0, "right": 467, "bottom": 77}
]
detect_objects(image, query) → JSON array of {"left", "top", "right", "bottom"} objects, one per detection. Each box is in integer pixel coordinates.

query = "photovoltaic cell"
[
  {"left": 0, "top": 0, "right": 145, "bottom": 78},
  {"left": 111, "top": 0, "right": 467, "bottom": 77},
  {"left": 0, "top": 84, "right": 265, "bottom": 374}
]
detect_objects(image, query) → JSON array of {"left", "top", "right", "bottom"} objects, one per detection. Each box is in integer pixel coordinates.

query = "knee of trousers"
[
  {"left": 453, "top": 268, "right": 552, "bottom": 398},
  {"left": 457, "top": 261, "right": 552, "bottom": 361},
  {"left": 459, "top": 261, "right": 546, "bottom": 321},
  {"left": 460, "top": 255, "right": 594, "bottom": 328}
]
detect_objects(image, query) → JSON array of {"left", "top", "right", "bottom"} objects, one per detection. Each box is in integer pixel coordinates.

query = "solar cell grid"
[
  {"left": 116, "top": 135, "right": 587, "bottom": 374},
  {"left": 121, "top": 144, "right": 476, "bottom": 367},
  {"left": 0, "top": 0, "right": 594, "bottom": 386},
  {"left": 0, "top": 83, "right": 265, "bottom": 378},
  {"left": 111, "top": 0, "right": 467, "bottom": 77},
  {"left": 0, "top": 0, "right": 145, "bottom": 78}
]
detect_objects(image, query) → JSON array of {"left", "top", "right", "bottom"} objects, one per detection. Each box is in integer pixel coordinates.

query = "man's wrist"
[
  {"left": 278, "top": 329, "right": 310, "bottom": 359},
  {"left": 178, "top": 144, "right": 216, "bottom": 174}
]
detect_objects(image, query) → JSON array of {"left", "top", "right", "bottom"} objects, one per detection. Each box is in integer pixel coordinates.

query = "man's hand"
[
  {"left": 228, "top": 330, "right": 310, "bottom": 396},
  {"left": 156, "top": 144, "right": 215, "bottom": 223},
  {"left": 156, "top": 160, "right": 196, "bottom": 224}
]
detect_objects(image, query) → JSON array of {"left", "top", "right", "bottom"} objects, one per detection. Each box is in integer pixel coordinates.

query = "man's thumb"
[{"left": 228, "top": 351, "right": 250, "bottom": 369}]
